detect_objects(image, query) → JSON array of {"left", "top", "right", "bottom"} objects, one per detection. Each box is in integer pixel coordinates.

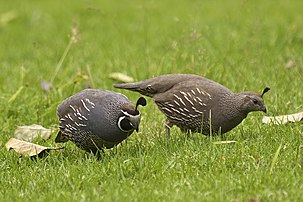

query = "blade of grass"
[
  {"left": 270, "top": 143, "right": 282, "bottom": 174},
  {"left": 8, "top": 86, "right": 24, "bottom": 104},
  {"left": 50, "top": 39, "right": 74, "bottom": 83},
  {"left": 50, "top": 24, "right": 79, "bottom": 83},
  {"left": 86, "top": 64, "right": 95, "bottom": 88}
]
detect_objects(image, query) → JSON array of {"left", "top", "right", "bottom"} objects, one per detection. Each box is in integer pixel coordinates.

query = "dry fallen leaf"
[
  {"left": 6, "top": 138, "right": 63, "bottom": 157},
  {"left": 262, "top": 112, "right": 303, "bottom": 125},
  {"left": 285, "top": 59, "right": 296, "bottom": 69},
  {"left": 14, "top": 124, "right": 54, "bottom": 141},
  {"left": 109, "top": 72, "right": 134, "bottom": 83},
  {"left": 249, "top": 198, "right": 261, "bottom": 202}
]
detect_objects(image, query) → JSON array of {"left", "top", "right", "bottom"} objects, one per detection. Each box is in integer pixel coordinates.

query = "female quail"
[
  {"left": 113, "top": 74, "right": 269, "bottom": 136},
  {"left": 55, "top": 89, "right": 147, "bottom": 154}
]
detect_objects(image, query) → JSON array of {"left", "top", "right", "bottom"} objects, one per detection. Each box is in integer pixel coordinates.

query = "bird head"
[
  {"left": 117, "top": 97, "right": 147, "bottom": 132},
  {"left": 238, "top": 87, "right": 270, "bottom": 114}
]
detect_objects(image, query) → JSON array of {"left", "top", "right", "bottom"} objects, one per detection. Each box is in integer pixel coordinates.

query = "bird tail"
[{"left": 55, "top": 131, "right": 69, "bottom": 143}]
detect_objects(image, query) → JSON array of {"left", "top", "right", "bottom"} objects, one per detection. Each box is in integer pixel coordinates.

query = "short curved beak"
[
  {"left": 129, "top": 114, "right": 141, "bottom": 132},
  {"left": 262, "top": 106, "right": 267, "bottom": 113}
]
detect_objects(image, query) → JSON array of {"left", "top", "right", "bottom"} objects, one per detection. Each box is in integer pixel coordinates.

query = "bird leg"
[{"left": 164, "top": 119, "right": 173, "bottom": 140}]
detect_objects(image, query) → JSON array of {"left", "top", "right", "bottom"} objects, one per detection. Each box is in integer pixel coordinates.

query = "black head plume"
[
  {"left": 261, "top": 87, "right": 270, "bottom": 98},
  {"left": 135, "top": 97, "right": 147, "bottom": 111}
]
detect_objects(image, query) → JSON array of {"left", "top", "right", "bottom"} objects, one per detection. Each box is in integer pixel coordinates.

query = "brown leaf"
[
  {"left": 249, "top": 198, "right": 260, "bottom": 202},
  {"left": 285, "top": 59, "right": 296, "bottom": 69},
  {"left": 109, "top": 72, "right": 134, "bottom": 83},
  {"left": 262, "top": 112, "right": 303, "bottom": 124},
  {"left": 5, "top": 138, "right": 63, "bottom": 157},
  {"left": 14, "top": 124, "right": 54, "bottom": 141}
]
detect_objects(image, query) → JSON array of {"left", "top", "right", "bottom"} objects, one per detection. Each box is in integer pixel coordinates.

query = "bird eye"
[
  {"left": 146, "top": 85, "right": 153, "bottom": 91},
  {"left": 252, "top": 99, "right": 258, "bottom": 104}
]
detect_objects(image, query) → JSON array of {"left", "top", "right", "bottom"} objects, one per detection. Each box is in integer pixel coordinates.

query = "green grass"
[{"left": 1, "top": 0, "right": 303, "bottom": 201}]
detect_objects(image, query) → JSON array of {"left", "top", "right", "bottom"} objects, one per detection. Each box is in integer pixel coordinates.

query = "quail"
[
  {"left": 113, "top": 74, "right": 269, "bottom": 137},
  {"left": 55, "top": 89, "right": 147, "bottom": 154}
]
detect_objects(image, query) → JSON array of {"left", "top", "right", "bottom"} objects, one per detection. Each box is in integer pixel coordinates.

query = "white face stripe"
[
  {"left": 119, "top": 110, "right": 141, "bottom": 132},
  {"left": 121, "top": 110, "right": 140, "bottom": 118},
  {"left": 117, "top": 116, "right": 133, "bottom": 132}
]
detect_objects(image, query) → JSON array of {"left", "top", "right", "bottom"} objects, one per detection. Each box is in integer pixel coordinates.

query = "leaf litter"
[
  {"left": 6, "top": 138, "right": 63, "bottom": 157},
  {"left": 262, "top": 112, "right": 303, "bottom": 125},
  {"left": 6, "top": 124, "right": 63, "bottom": 157},
  {"left": 14, "top": 124, "right": 54, "bottom": 141}
]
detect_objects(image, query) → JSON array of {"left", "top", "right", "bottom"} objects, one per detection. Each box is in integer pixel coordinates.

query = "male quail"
[
  {"left": 55, "top": 89, "right": 147, "bottom": 154},
  {"left": 113, "top": 74, "right": 269, "bottom": 136}
]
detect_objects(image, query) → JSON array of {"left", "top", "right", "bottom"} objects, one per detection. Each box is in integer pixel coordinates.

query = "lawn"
[{"left": 0, "top": 0, "right": 303, "bottom": 201}]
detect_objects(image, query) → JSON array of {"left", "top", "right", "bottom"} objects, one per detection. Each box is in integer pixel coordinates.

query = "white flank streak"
[
  {"left": 174, "top": 94, "right": 186, "bottom": 106},
  {"left": 183, "top": 108, "right": 190, "bottom": 112},
  {"left": 64, "top": 115, "right": 69, "bottom": 119},
  {"left": 170, "top": 116, "right": 183, "bottom": 121},
  {"left": 193, "top": 97, "right": 197, "bottom": 102},
  {"left": 192, "top": 107, "right": 203, "bottom": 114},
  {"left": 196, "top": 97, "right": 202, "bottom": 102},
  {"left": 196, "top": 88, "right": 201, "bottom": 94},
  {"left": 174, "top": 100, "right": 180, "bottom": 106},
  {"left": 77, "top": 113, "right": 83, "bottom": 120},
  {"left": 180, "top": 112, "right": 190, "bottom": 118},
  {"left": 173, "top": 94, "right": 181, "bottom": 99},
  {"left": 60, "top": 118, "right": 65, "bottom": 121},
  {"left": 179, "top": 108, "right": 184, "bottom": 112},
  {"left": 201, "top": 91, "right": 205, "bottom": 95},
  {"left": 199, "top": 102, "right": 207, "bottom": 106},
  {"left": 167, "top": 103, "right": 174, "bottom": 107},
  {"left": 67, "top": 114, "right": 73, "bottom": 121},
  {"left": 85, "top": 98, "right": 95, "bottom": 106},
  {"left": 81, "top": 99, "right": 90, "bottom": 112},
  {"left": 69, "top": 105, "right": 76, "bottom": 112},
  {"left": 191, "top": 90, "right": 196, "bottom": 95},
  {"left": 179, "top": 98, "right": 186, "bottom": 106},
  {"left": 71, "top": 126, "right": 78, "bottom": 130},
  {"left": 162, "top": 107, "right": 172, "bottom": 113},
  {"left": 184, "top": 95, "right": 194, "bottom": 106},
  {"left": 79, "top": 123, "right": 87, "bottom": 127},
  {"left": 74, "top": 122, "right": 79, "bottom": 126},
  {"left": 187, "top": 92, "right": 192, "bottom": 97},
  {"left": 180, "top": 91, "right": 186, "bottom": 96},
  {"left": 171, "top": 108, "right": 180, "bottom": 113},
  {"left": 206, "top": 93, "right": 212, "bottom": 98}
]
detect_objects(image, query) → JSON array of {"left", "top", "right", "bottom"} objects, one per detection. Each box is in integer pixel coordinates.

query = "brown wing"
[{"left": 153, "top": 81, "right": 215, "bottom": 131}]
